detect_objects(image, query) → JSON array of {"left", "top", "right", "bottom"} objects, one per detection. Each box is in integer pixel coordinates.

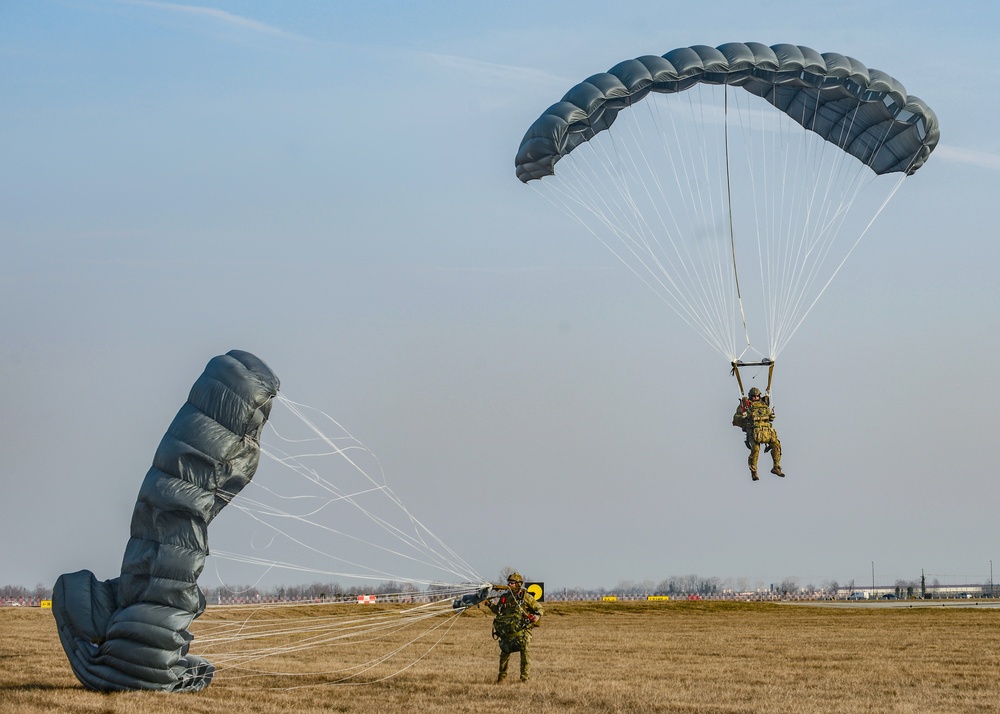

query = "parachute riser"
[{"left": 731, "top": 359, "right": 775, "bottom": 405}]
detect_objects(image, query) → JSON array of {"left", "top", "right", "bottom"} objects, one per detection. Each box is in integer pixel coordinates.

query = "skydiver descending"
[{"left": 732, "top": 387, "right": 783, "bottom": 481}]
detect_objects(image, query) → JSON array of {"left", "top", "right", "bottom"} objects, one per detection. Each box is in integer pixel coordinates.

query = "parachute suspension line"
[
  {"left": 764, "top": 87, "right": 821, "bottom": 358},
  {"left": 765, "top": 93, "right": 909, "bottom": 356},
  {"left": 528, "top": 81, "right": 920, "bottom": 365},
  {"left": 726, "top": 84, "right": 904, "bottom": 360},
  {"left": 207, "top": 395, "right": 484, "bottom": 591},
  {"left": 761, "top": 84, "right": 830, "bottom": 360},
  {"left": 728, "top": 84, "right": 802, "bottom": 364},
  {"left": 271, "top": 395, "right": 481, "bottom": 582},
  {"left": 192, "top": 596, "right": 469, "bottom": 688},
  {"left": 531, "top": 159, "right": 724, "bottom": 353},
  {"left": 529, "top": 83, "right": 785, "bottom": 361},
  {"left": 627, "top": 94, "right": 726, "bottom": 332},
  {"left": 776, "top": 169, "right": 908, "bottom": 351},
  {"left": 196, "top": 600, "right": 456, "bottom": 659},
  {"left": 194, "top": 394, "right": 490, "bottom": 688},
  {"left": 639, "top": 87, "right": 738, "bottom": 358},
  {"left": 654, "top": 86, "right": 737, "bottom": 357},
  {"left": 724, "top": 83, "right": 752, "bottom": 354},
  {"left": 212, "top": 494, "right": 460, "bottom": 586},
  {"left": 282, "top": 606, "right": 466, "bottom": 690},
  {"left": 726, "top": 82, "right": 779, "bottom": 364},
  {"left": 529, "top": 117, "right": 736, "bottom": 360}
]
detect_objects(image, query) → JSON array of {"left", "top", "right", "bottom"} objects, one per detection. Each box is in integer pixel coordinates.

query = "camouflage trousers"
[
  {"left": 748, "top": 435, "right": 781, "bottom": 473},
  {"left": 497, "top": 631, "right": 532, "bottom": 681}
]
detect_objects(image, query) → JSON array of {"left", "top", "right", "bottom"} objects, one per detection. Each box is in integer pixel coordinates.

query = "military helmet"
[
  {"left": 507, "top": 572, "right": 524, "bottom": 585},
  {"left": 748, "top": 387, "right": 762, "bottom": 399}
]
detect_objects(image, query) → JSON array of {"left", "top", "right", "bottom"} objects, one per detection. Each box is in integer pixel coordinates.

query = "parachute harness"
[{"left": 489, "top": 586, "right": 536, "bottom": 642}]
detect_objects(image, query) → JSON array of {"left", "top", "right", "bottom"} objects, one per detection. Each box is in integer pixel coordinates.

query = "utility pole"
[{"left": 871, "top": 561, "right": 875, "bottom": 595}]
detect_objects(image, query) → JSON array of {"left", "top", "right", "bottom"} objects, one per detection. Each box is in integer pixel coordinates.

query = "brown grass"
[{"left": 4, "top": 600, "right": 1000, "bottom": 713}]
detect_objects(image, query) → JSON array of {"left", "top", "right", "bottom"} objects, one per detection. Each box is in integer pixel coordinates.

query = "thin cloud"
[
  {"left": 934, "top": 144, "right": 1000, "bottom": 170},
  {"left": 425, "top": 52, "right": 570, "bottom": 90},
  {"left": 110, "top": 0, "right": 315, "bottom": 45}
]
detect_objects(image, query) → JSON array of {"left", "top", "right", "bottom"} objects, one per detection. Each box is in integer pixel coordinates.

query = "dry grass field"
[{"left": 3, "top": 600, "right": 1000, "bottom": 713}]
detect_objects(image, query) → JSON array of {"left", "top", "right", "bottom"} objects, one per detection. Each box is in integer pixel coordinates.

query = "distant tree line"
[
  {"left": 1, "top": 574, "right": 979, "bottom": 604},
  {"left": 1, "top": 584, "right": 51, "bottom": 599},
  {"left": 555, "top": 575, "right": 842, "bottom": 599},
  {"left": 0, "top": 576, "right": 838, "bottom": 603},
  {"left": 0, "top": 581, "right": 429, "bottom": 604},
  {"left": 201, "top": 580, "right": 427, "bottom": 602}
]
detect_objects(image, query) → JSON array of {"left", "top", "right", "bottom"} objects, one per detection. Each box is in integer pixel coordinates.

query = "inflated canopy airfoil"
[
  {"left": 513, "top": 42, "right": 939, "bottom": 366},
  {"left": 516, "top": 42, "right": 939, "bottom": 183}
]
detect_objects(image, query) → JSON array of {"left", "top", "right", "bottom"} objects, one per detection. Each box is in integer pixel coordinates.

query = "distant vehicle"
[
  {"left": 847, "top": 592, "right": 868, "bottom": 601},
  {"left": 881, "top": 593, "right": 898, "bottom": 600}
]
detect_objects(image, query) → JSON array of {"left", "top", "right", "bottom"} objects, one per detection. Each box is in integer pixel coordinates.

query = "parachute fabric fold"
[
  {"left": 515, "top": 41, "right": 939, "bottom": 182},
  {"left": 52, "top": 350, "right": 280, "bottom": 692}
]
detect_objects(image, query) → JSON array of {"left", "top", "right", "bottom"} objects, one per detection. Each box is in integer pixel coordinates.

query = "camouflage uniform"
[
  {"left": 733, "top": 394, "right": 782, "bottom": 480},
  {"left": 484, "top": 578, "right": 542, "bottom": 682}
]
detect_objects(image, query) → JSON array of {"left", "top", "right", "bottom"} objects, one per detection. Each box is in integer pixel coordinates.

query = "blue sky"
[{"left": 2, "top": 0, "right": 999, "bottom": 593}]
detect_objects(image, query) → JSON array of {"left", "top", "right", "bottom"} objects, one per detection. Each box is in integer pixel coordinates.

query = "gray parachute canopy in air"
[
  {"left": 52, "top": 350, "right": 280, "bottom": 692},
  {"left": 515, "top": 42, "right": 940, "bottom": 182}
]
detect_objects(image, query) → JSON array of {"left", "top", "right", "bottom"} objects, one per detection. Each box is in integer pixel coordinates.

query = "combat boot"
[
  {"left": 750, "top": 470, "right": 759, "bottom": 481},
  {"left": 770, "top": 466, "right": 784, "bottom": 477}
]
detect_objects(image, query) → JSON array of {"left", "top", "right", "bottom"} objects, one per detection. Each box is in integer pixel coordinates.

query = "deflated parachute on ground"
[
  {"left": 516, "top": 42, "right": 939, "bottom": 182},
  {"left": 52, "top": 350, "right": 280, "bottom": 692}
]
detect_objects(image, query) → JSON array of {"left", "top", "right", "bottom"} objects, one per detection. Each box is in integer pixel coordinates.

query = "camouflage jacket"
[
  {"left": 485, "top": 588, "right": 542, "bottom": 639},
  {"left": 733, "top": 399, "right": 776, "bottom": 442}
]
